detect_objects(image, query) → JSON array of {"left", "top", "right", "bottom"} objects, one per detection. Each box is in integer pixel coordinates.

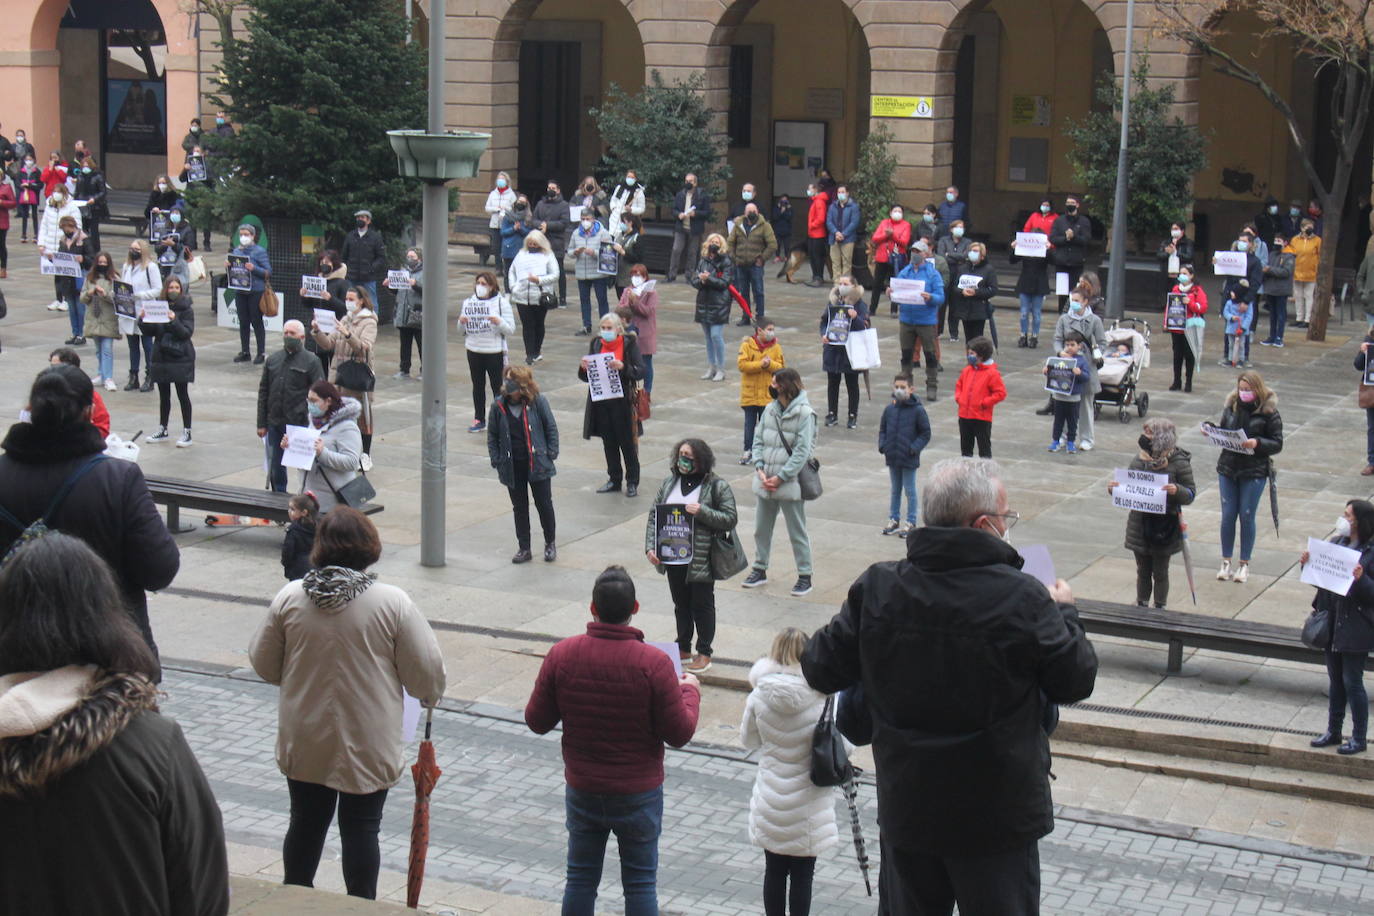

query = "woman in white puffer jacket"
[{"left": 740, "top": 627, "right": 838, "bottom": 916}]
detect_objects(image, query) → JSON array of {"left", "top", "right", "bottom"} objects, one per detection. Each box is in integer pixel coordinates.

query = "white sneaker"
[
  {"left": 46, "top": 300, "right": 61, "bottom": 311},
  {"left": 176, "top": 429, "right": 193, "bottom": 448},
  {"left": 1233, "top": 563, "right": 1249, "bottom": 584},
  {"left": 1078, "top": 440, "right": 1094, "bottom": 452},
  {"left": 700, "top": 368, "right": 714, "bottom": 380},
  {"left": 360, "top": 453, "right": 374, "bottom": 472},
  {"left": 711, "top": 369, "right": 725, "bottom": 382},
  {"left": 104, "top": 378, "right": 118, "bottom": 392},
  {"left": 56, "top": 302, "right": 68, "bottom": 312},
  {"left": 1216, "top": 560, "right": 1232, "bottom": 581}
]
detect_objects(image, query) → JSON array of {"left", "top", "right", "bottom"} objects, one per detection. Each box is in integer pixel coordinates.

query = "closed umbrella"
[
  {"left": 1179, "top": 513, "right": 1198, "bottom": 606},
  {"left": 728, "top": 284, "right": 754, "bottom": 324},
  {"left": 839, "top": 774, "right": 872, "bottom": 896},
  {"left": 406, "top": 707, "right": 442, "bottom": 909},
  {"left": 1268, "top": 466, "right": 1280, "bottom": 535},
  {"left": 1184, "top": 317, "right": 1205, "bottom": 375}
]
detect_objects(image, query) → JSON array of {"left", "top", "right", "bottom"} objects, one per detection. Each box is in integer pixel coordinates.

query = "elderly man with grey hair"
[
  {"left": 257, "top": 319, "right": 324, "bottom": 492},
  {"left": 802, "top": 457, "right": 1098, "bottom": 915}
]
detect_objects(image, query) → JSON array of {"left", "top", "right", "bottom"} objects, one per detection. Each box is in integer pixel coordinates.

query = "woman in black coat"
[
  {"left": 691, "top": 233, "right": 734, "bottom": 381},
  {"left": 300, "top": 249, "right": 349, "bottom": 377},
  {"left": 578, "top": 312, "right": 645, "bottom": 497},
  {"left": 819, "top": 275, "right": 870, "bottom": 428},
  {"left": 1011, "top": 229, "right": 1050, "bottom": 348},
  {"left": 1301, "top": 498, "right": 1374, "bottom": 755},
  {"left": 1157, "top": 222, "right": 1195, "bottom": 298},
  {"left": 949, "top": 241, "right": 998, "bottom": 342},
  {"left": 141, "top": 276, "right": 196, "bottom": 447},
  {"left": 488, "top": 366, "right": 560, "bottom": 563},
  {"left": 1214, "top": 370, "right": 1283, "bottom": 584}
]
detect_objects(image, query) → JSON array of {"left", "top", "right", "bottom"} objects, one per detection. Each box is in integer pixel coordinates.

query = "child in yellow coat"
[{"left": 737, "top": 320, "right": 785, "bottom": 465}]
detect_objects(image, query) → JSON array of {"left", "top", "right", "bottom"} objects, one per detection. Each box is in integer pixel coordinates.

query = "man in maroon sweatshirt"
[{"left": 525, "top": 565, "right": 701, "bottom": 915}]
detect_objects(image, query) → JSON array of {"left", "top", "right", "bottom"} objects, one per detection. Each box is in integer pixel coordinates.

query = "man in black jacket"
[
  {"left": 667, "top": 173, "right": 712, "bottom": 282},
  {"left": 533, "top": 180, "right": 571, "bottom": 306},
  {"left": 256, "top": 320, "right": 324, "bottom": 493},
  {"left": 802, "top": 457, "right": 1098, "bottom": 915},
  {"left": 341, "top": 208, "right": 386, "bottom": 307},
  {"left": 1050, "top": 195, "right": 1092, "bottom": 314}
]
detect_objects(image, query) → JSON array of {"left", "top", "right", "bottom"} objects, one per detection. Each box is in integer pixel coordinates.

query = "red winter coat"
[
  {"left": 525, "top": 621, "right": 700, "bottom": 795},
  {"left": 955, "top": 362, "right": 1007, "bottom": 422},
  {"left": 1022, "top": 211, "right": 1056, "bottom": 236},
  {"left": 41, "top": 164, "right": 69, "bottom": 198},
  {"left": 807, "top": 192, "right": 830, "bottom": 239},
  {"left": 0, "top": 183, "right": 14, "bottom": 231},
  {"left": 1166, "top": 283, "right": 1208, "bottom": 335},
  {"left": 90, "top": 390, "right": 110, "bottom": 438},
  {"left": 871, "top": 218, "right": 912, "bottom": 264}
]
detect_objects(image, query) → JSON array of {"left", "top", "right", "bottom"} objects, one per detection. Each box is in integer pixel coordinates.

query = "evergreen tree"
[
  {"left": 199, "top": 0, "right": 425, "bottom": 246},
  {"left": 850, "top": 123, "right": 898, "bottom": 234}
]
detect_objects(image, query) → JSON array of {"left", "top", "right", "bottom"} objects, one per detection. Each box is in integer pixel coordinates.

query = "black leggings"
[
  {"left": 157, "top": 381, "right": 192, "bottom": 429},
  {"left": 282, "top": 778, "right": 389, "bottom": 900},
  {"left": 0, "top": 227, "right": 7, "bottom": 270},
  {"left": 958, "top": 318, "right": 985, "bottom": 341},
  {"left": 467, "top": 349, "right": 504, "bottom": 421},
  {"left": 516, "top": 300, "right": 547, "bottom": 359},
  {"left": 667, "top": 564, "right": 715, "bottom": 657},
  {"left": 1171, "top": 331, "right": 1194, "bottom": 387},
  {"left": 398, "top": 327, "right": 422, "bottom": 374},
  {"left": 18, "top": 203, "right": 38, "bottom": 239},
  {"left": 826, "top": 371, "right": 859, "bottom": 419},
  {"left": 871, "top": 261, "right": 894, "bottom": 314},
  {"left": 764, "top": 851, "right": 816, "bottom": 916},
  {"left": 237, "top": 289, "right": 265, "bottom": 356},
  {"left": 807, "top": 237, "right": 827, "bottom": 281},
  {"left": 509, "top": 458, "right": 556, "bottom": 549}
]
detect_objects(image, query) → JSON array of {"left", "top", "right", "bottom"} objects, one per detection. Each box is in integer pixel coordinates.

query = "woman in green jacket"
[{"left": 644, "top": 437, "right": 739, "bottom": 674}]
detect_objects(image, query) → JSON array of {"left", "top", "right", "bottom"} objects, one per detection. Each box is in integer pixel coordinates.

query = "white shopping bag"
[{"left": 844, "top": 327, "right": 882, "bottom": 371}]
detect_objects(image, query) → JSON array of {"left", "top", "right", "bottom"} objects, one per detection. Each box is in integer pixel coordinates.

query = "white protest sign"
[
  {"left": 141, "top": 300, "right": 170, "bottom": 323},
  {"left": 313, "top": 308, "right": 337, "bottom": 335},
  {"left": 460, "top": 297, "right": 496, "bottom": 332},
  {"left": 958, "top": 274, "right": 981, "bottom": 291},
  {"left": 280, "top": 425, "right": 321, "bottom": 471},
  {"left": 568, "top": 205, "right": 584, "bottom": 223},
  {"left": 726, "top": 219, "right": 735, "bottom": 238},
  {"left": 1014, "top": 233, "right": 1049, "bottom": 258},
  {"left": 40, "top": 252, "right": 81, "bottom": 277},
  {"left": 1213, "top": 251, "right": 1246, "bottom": 277},
  {"left": 1018, "top": 544, "right": 1057, "bottom": 587},
  {"left": 1055, "top": 272, "right": 1071, "bottom": 296},
  {"left": 648, "top": 642, "right": 684, "bottom": 677},
  {"left": 638, "top": 279, "right": 657, "bottom": 294},
  {"left": 1199, "top": 422, "right": 1254, "bottom": 454},
  {"left": 1167, "top": 253, "right": 1181, "bottom": 275},
  {"left": 1111, "top": 467, "right": 1168, "bottom": 515},
  {"left": 584, "top": 351, "right": 624, "bottom": 402},
  {"left": 386, "top": 269, "right": 410, "bottom": 290},
  {"left": 1301, "top": 537, "right": 1362, "bottom": 597},
  {"left": 302, "top": 275, "right": 328, "bottom": 299},
  {"left": 889, "top": 277, "right": 927, "bottom": 305}
]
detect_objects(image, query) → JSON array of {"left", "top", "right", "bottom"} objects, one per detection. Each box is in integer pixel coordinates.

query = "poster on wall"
[
  {"left": 771, "top": 121, "right": 827, "bottom": 199},
  {"left": 106, "top": 78, "right": 167, "bottom": 156}
]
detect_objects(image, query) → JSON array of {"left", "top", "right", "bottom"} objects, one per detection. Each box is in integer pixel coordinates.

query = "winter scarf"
[{"left": 301, "top": 565, "right": 376, "bottom": 610}]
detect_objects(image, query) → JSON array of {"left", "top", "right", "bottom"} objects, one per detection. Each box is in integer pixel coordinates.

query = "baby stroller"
[{"left": 1094, "top": 319, "right": 1150, "bottom": 423}]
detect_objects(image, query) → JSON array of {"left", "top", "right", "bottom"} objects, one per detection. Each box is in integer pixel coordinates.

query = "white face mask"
[
  {"left": 157, "top": 183, "right": 168, "bottom": 191},
  {"left": 346, "top": 298, "right": 360, "bottom": 313},
  {"left": 968, "top": 251, "right": 981, "bottom": 264},
  {"left": 952, "top": 226, "right": 964, "bottom": 239},
  {"left": 1337, "top": 517, "right": 1353, "bottom": 538},
  {"left": 239, "top": 234, "right": 253, "bottom": 247},
  {"left": 1235, "top": 239, "right": 1249, "bottom": 251},
  {"left": 890, "top": 211, "right": 902, "bottom": 221},
  {"left": 475, "top": 284, "right": 490, "bottom": 298},
  {"left": 1171, "top": 229, "right": 1183, "bottom": 239},
  {"left": 631, "top": 276, "right": 646, "bottom": 289},
  {"left": 836, "top": 284, "right": 853, "bottom": 297}
]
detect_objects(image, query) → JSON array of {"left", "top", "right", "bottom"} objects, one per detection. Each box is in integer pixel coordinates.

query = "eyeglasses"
[{"left": 986, "top": 512, "right": 1020, "bottom": 533}]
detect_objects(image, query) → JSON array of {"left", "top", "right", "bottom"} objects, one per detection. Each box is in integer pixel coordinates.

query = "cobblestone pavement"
[{"left": 164, "top": 668, "right": 1374, "bottom": 915}]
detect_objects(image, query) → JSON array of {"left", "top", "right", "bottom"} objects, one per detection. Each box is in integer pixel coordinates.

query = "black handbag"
[
  {"left": 775, "top": 413, "right": 822, "bottom": 501},
  {"left": 335, "top": 357, "right": 375, "bottom": 393},
  {"left": 811, "top": 694, "right": 854, "bottom": 788},
  {"left": 709, "top": 528, "right": 749, "bottom": 580},
  {"left": 320, "top": 466, "right": 376, "bottom": 510},
  {"left": 538, "top": 287, "right": 558, "bottom": 309},
  {"left": 1301, "top": 606, "right": 1332, "bottom": 650}
]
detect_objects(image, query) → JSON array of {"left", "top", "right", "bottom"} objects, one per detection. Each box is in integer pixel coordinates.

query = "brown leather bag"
[
  {"left": 259, "top": 279, "right": 280, "bottom": 317},
  {"left": 1360, "top": 383, "right": 1374, "bottom": 409}
]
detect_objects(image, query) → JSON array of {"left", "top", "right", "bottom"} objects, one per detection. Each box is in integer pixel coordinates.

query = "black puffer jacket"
[
  {"left": 1215, "top": 390, "right": 1283, "bottom": 481},
  {"left": 256, "top": 346, "right": 325, "bottom": 429},
  {"left": 142, "top": 294, "right": 196, "bottom": 385},
  {"left": 340, "top": 228, "right": 386, "bottom": 284},
  {"left": 1123, "top": 448, "right": 1196, "bottom": 556},
  {"left": 0, "top": 423, "right": 180, "bottom": 667},
  {"left": 690, "top": 254, "right": 734, "bottom": 325},
  {"left": 488, "top": 394, "right": 560, "bottom": 486},
  {"left": 1311, "top": 536, "right": 1374, "bottom": 653},
  {"left": 0, "top": 668, "right": 229, "bottom": 915},
  {"left": 801, "top": 527, "right": 1099, "bottom": 857}
]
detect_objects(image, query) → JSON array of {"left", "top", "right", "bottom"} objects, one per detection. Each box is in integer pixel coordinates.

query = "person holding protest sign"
[
  {"left": 742, "top": 368, "right": 817, "bottom": 597},
  {"left": 1214, "top": 232, "right": 1262, "bottom": 368},
  {"left": 869, "top": 205, "right": 911, "bottom": 317},
  {"left": 177, "top": 146, "right": 213, "bottom": 249},
  {"left": 949, "top": 241, "right": 997, "bottom": 343},
  {"left": 1214, "top": 371, "right": 1283, "bottom": 583},
  {"left": 1166, "top": 265, "right": 1207, "bottom": 391},
  {"left": 820, "top": 275, "right": 870, "bottom": 429},
  {"left": 300, "top": 250, "right": 349, "bottom": 378},
  {"left": 571, "top": 211, "right": 614, "bottom": 336},
  {"left": 579, "top": 312, "right": 645, "bottom": 497},
  {"left": 644, "top": 438, "right": 740, "bottom": 674},
  {"left": 1011, "top": 225, "right": 1050, "bottom": 348},
  {"left": 80, "top": 252, "right": 121, "bottom": 390},
  {"left": 228, "top": 223, "right": 272, "bottom": 366},
  {"left": 1300, "top": 499, "right": 1374, "bottom": 755},
  {"left": 37, "top": 186, "right": 81, "bottom": 312},
  {"left": 53, "top": 216, "right": 92, "bottom": 345},
  {"left": 488, "top": 366, "right": 559, "bottom": 564},
  {"left": 312, "top": 286, "right": 377, "bottom": 462},
  {"left": 460, "top": 271, "right": 515, "bottom": 434},
  {"left": 1043, "top": 289, "right": 1107, "bottom": 448},
  {"left": 287, "top": 381, "right": 363, "bottom": 515},
  {"left": 1045, "top": 333, "right": 1090, "bottom": 454},
  {"left": 141, "top": 276, "right": 196, "bottom": 448},
  {"left": 143, "top": 174, "right": 178, "bottom": 239},
  {"left": 120, "top": 239, "right": 161, "bottom": 392},
  {"left": 692, "top": 233, "right": 735, "bottom": 382},
  {"left": 891, "top": 240, "right": 946, "bottom": 402},
  {"left": 1108, "top": 418, "right": 1195, "bottom": 608},
  {"left": 1157, "top": 222, "right": 1196, "bottom": 298},
  {"left": 391, "top": 247, "right": 424, "bottom": 381}
]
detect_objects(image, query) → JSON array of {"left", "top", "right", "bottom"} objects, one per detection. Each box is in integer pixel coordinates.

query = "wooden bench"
[
  {"left": 145, "top": 475, "right": 383, "bottom": 533},
  {"left": 451, "top": 214, "right": 493, "bottom": 258},
  {"left": 1075, "top": 598, "right": 1374, "bottom": 674}
]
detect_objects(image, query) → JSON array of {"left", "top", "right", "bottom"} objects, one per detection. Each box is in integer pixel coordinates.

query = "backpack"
[{"left": 0, "top": 456, "right": 107, "bottom": 566}]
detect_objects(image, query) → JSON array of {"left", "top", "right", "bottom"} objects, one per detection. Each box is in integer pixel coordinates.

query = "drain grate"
[{"left": 1066, "top": 701, "right": 1315, "bottom": 738}]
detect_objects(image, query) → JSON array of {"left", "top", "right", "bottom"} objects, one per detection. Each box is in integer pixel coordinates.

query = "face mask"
[
  {"left": 625, "top": 177, "right": 636, "bottom": 187},
  {"left": 170, "top": 213, "right": 181, "bottom": 224},
  {"left": 82, "top": 167, "right": 92, "bottom": 175},
  {"left": 952, "top": 227, "right": 965, "bottom": 239},
  {"left": 1065, "top": 204, "right": 1078, "bottom": 214},
  {"left": 284, "top": 336, "right": 304, "bottom": 353},
  {"left": 1238, "top": 389, "right": 1256, "bottom": 403},
  {"left": 406, "top": 256, "right": 419, "bottom": 268},
  {"left": 1069, "top": 300, "right": 1084, "bottom": 314},
  {"left": 52, "top": 193, "right": 64, "bottom": 203},
  {"left": 526, "top": 245, "right": 539, "bottom": 253},
  {"left": 758, "top": 331, "right": 774, "bottom": 342},
  {"left": 890, "top": 211, "right": 902, "bottom": 221},
  {"left": 966, "top": 354, "right": 979, "bottom": 366},
  {"left": 1268, "top": 205, "right": 1278, "bottom": 215},
  {"left": 968, "top": 251, "right": 981, "bottom": 264},
  {"left": 984, "top": 517, "right": 1012, "bottom": 543},
  {"left": 600, "top": 329, "right": 617, "bottom": 342},
  {"left": 1178, "top": 274, "right": 1192, "bottom": 286},
  {"left": 63, "top": 229, "right": 74, "bottom": 238},
  {"left": 191, "top": 125, "right": 200, "bottom": 133},
  {"left": 631, "top": 276, "right": 646, "bottom": 289},
  {"left": 239, "top": 235, "right": 252, "bottom": 247},
  {"left": 547, "top": 189, "right": 558, "bottom": 198},
  {"left": 893, "top": 388, "right": 910, "bottom": 401},
  {"left": 1171, "top": 229, "right": 1183, "bottom": 239},
  {"left": 356, "top": 219, "right": 368, "bottom": 230},
  {"left": 1291, "top": 208, "right": 1301, "bottom": 217},
  {"left": 216, "top": 118, "right": 225, "bottom": 126},
  {"left": 25, "top": 160, "right": 34, "bottom": 168},
  {"left": 17, "top": 136, "right": 25, "bottom": 143},
  {"left": 496, "top": 178, "right": 508, "bottom": 189},
  {"left": 307, "top": 401, "right": 324, "bottom": 417},
  {"left": 806, "top": 189, "right": 816, "bottom": 198},
  {"left": 1138, "top": 434, "right": 1153, "bottom": 452},
  {"left": 157, "top": 183, "right": 168, "bottom": 191},
  {"left": 1040, "top": 204, "right": 1051, "bottom": 214},
  {"left": 837, "top": 193, "right": 848, "bottom": 204},
  {"left": 514, "top": 203, "right": 527, "bottom": 213},
  {"left": 742, "top": 190, "right": 754, "bottom": 201},
  {"left": 677, "top": 456, "right": 696, "bottom": 474},
  {"left": 923, "top": 213, "right": 935, "bottom": 223},
  {"left": 128, "top": 250, "right": 141, "bottom": 261},
  {"left": 1336, "top": 517, "right": 1353, "bottom": 538},
  {"left": 581, "top": 220, "right": 594, "bottom": 231},
  {"left": 346, "top": 299, "right": 360, "bottom": 313},
  {"left": 768, "top": 385, "right": 779, "bottom": 399},
  {"left": 475, "top": 284, "right": 491, "bottom": 298},
  {"left": 1235, "top": 240, "right": 1249, "bottom": 251},
  {"left": 837, "top": 284, "right": 853, "bottom": 297},
  {"left": 708, "top": 244, "right": 721, "bottom": 256},
  {"left": 685, "top": 183, "right": 696, "bottom": 192},
  {"left": 745, "top": 213, "right": 757, "bottom": 224},
  {"left": 946, "top": 192, "right": 956, "bottom": 203}
]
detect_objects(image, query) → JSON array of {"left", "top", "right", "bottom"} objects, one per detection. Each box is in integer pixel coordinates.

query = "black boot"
[
  {"left": 1034, "top": 398, "right": 1053, "bottom": 416},
  {"left": 1311, "top": 731, "right": 1342, "bottom": 748},
  {"left": 124, "top": 371, "right": 139, "bottom": 391},
  {"left": 139, "top": 375, "right": 153, "bottom": 393}
]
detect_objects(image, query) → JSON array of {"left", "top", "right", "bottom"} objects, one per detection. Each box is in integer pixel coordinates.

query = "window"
[{"left": 728, "top": 45, "right": 753, "bottom": 149}]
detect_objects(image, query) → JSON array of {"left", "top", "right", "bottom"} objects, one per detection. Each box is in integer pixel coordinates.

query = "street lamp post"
[
  {"left": 1105, "top": 0, "right": 1137, "bottom": 320},
  {"left": 387, "top": 0, "right": 489, "bottom": 567}
]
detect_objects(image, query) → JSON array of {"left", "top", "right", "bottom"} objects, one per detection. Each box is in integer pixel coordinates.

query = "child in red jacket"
[{"left": 954, "top": 336, "right": 1006, "bottom": 458}]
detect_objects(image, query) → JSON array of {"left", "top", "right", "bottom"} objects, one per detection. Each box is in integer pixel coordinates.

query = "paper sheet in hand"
[
  {"left": 280, "top": 425, "right": 321, "bottom": 471},
  {"left": 1111, "top": 467, "right": 1168, "bottom": 514},
  {"left": 889, "top": 277, "right": 926, "bottom": 305},
  {"left": 826, "top": 313, "right": 852, "bottom": 343},
  {"left": 188, "top": 159, "right": 207, "bottom": 182},
  {"left": 302, "top": 275, "right": 328, "bottom": 299},
  {"left": 313, "top": 308, "right": 337, "bottom": 335},
  {"left": 1213, "top": 251, "right": 1246, "bottom": 277},
  {"left": 568, "top": 205, "right": 583, "bottom": 223},
  {"left": 386, "top": 269, "right": 410, "bottom": 290},
  {"left": 1018, "top": 544, "right": 1057, "bottom": 587},
  {"left": 460, "top": 298, "right": 496, "bottom": 333},
  {"left": 648, "top": 642, "right": 684, "bottom": 677},
  {"left": 598, "top": 240, "right": 619, "bottom": 275},
  {"left": 1365, "top": 361, "right": 1374, "bottom": 387},
  {"left": 401, "top": 690, "right": 422, "bottom": 743},
  {"left": 1014, "top": 233, "right": 1048, "bottom": 258},
  {"left": 958, "top": 274, "right": 981, "bottom": 291},
  {"left": 585, "top": 351, "right": 624, "bottom": 402},
  {"left": 40, "top": 251, "right": 82, "bottom": 277},
  {"left": 1301, "top": 537, "right": 1362, "bottom": 597},
  {"left": 1199, "top": 422, "right": 1254, "bottom": 454},
  {"left": 1055, "top": 272, "right": 1070, "bottom": 296},
  {"left": 141, "top": 300, "right": 170, "bottom": 323}
]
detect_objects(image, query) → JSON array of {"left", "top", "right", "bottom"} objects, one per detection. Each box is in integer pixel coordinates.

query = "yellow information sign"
[{"left": 870, "top": 95, "right": 933, "bottom": 119}]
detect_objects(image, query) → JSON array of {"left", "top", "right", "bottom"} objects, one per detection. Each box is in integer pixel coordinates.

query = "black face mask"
[
  {"left": 504, "top": 379, "right": 521, "bottom": 398},
  {"left": 767, "top": 385, "right": 779, "bottom": 400},
  {"left": 1066, "top": 205, "right": 1078, "bottom": 214},
  {"left": 745, "top": 214, "right": 757, "bottom": 224},
  {"left": 708, "top": 244, "right": 720, "bottom": 256},
  {"left": 356, "top": 219, "right": 367, "bottom": 230},
  {"left": 683, "top": 183, "right": 695, "bottom": 191},
  {"left": 546, "top": 190, "right": 558, "bottom": 199},
  {"left": 1138, "top": 434, "right": 1152, "bottom": 452},
  {"left": 129, "top": 251, "right": 141, "bottom": 261}
]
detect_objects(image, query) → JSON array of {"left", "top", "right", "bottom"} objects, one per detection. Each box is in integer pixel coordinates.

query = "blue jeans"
[
  {"left": 1326, "top": 650, "right": 1369, "bottom": 742},
  {"left": 734, "top": 263, "right": 764, "bottom": 319},
  {"left": 743, "top": 404, "right": 765, "bottom": 452},
  {"left": 563, "top": 785, "right": 662, "bottom": 916},
  {"left": 1267, "top": 295, "right": 1288, "bottom": 342},
  {"left": 888, "top": 465, "right": 917, "bottom": 524},
  {"left": 1019, "top": 293, "right": 1044, "bottom": 336},
  {"left": 127, "top": 334, "right": 154, "bottom": 374},
  {"left": 360, "top": 280, "right": 378, "bottom": 309},
  {"left": 94, "top": 337, "right": 115, "bottom": 381},
  {"left": 267, "top": 423, "right": 289, "bottom": 492},
  {"left": 578, "top": 277, "right": 609, "bottom": 330},
  {"left": 702, "top": 322, "right": 725, "bottom": 368},
  {"left": 1217, "top": 474, "right": 1267, "bottom": 561},
  {"left": 63, "top": 287, "right": 84, "bottom": 337},
  {"left": 642, "top": 354, "right": 654, "bottom": 393}
]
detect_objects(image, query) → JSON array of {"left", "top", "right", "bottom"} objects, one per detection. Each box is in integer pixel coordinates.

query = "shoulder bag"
[
  {"left": 776, "top": 412, "right": 822, "bottom": 500},
  {"left": 260, "top": 278, "right": 280, "bottom": 318},
  {"left": 1360, "top": 383, "right": 1374, "bottom": 410},
  {"left": 706, "top": 479, "right": 748, "bottom": 580},
  {"left": 810, "top": 694, "right": 855, "bottom": 787},
  {"left": 1301, "top": 604, "right": 1332, "bottom": 650},
  {"left": 319, "top": 464, "right": 376, "bottom": 510},
  {"left": 336, "top": 356, "right": 375, "bottom": 393}
]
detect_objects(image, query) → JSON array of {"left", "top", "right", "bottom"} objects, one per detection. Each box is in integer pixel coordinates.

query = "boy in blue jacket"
[
  {"left": 878, "top": 373, "right": 932, "bottom": 537},
  {"left": 1044, "top": 332, "right": 1090, "bottom": 454},
  {"left": 890, "top": 242, "right": 946, "bottom": 401}
]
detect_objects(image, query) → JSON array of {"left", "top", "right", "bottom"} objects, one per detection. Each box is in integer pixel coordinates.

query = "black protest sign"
[{"left": 655, "top": 504, "right": 695, "bottom": 565}]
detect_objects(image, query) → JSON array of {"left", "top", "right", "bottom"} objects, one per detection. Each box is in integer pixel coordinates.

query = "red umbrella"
[
  {"left": 729, "top": 284, "right": 754, "bottom": 324},
  {"left": 406, "top": 707, "right": 441, "bottom": 909}
]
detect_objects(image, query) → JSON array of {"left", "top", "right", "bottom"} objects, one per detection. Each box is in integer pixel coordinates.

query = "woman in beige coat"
[
  {"left": 312, "top": 285, "right": 379, "bottom": 462},
  {"left": 249, "top": 508, "right": 446, "bottom": 900}
]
